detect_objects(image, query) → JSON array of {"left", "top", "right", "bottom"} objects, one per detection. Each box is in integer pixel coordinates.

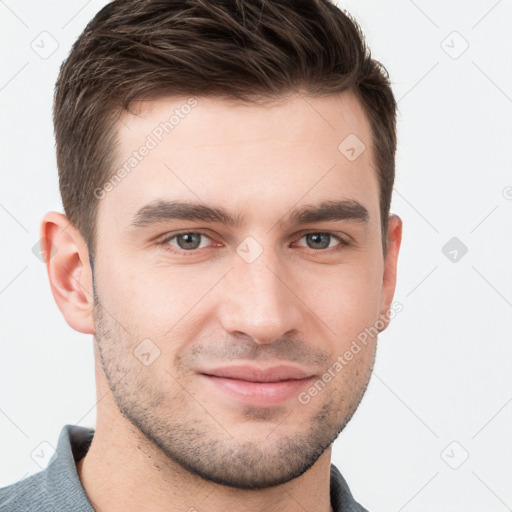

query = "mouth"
[{"left": 198, "top": 364, "right": 317, "bottom": 407}]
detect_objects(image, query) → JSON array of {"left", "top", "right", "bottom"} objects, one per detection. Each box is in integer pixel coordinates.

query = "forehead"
[{"left": 96, "top": 91, "right": 379, "bottom": 235}]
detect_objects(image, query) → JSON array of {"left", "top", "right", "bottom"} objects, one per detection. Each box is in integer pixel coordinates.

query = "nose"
[{"left": 217, "top": 244, "right": 303, "bottom": 345}]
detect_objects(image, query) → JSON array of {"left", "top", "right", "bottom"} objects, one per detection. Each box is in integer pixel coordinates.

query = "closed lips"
[{"left": 199, "top": 365, "right": 315, "bottom": 382}]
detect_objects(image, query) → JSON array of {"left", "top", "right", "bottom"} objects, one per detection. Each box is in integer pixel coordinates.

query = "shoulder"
[
  {"left": 0, "top": 469, "right": 52, "bottom": 511},
  {"left": 330, "top": 463, "right": 370, "bottom": 512},
  {"left": 0, "top": 424, "right": 95, "bottom": 512}
]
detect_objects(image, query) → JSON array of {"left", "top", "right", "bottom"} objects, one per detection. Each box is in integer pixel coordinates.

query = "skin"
[{"left": 41, "top": 90, "right": 402, "bottom": 512}]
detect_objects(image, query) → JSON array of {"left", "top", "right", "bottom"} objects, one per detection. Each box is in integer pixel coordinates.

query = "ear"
[
  {"left": 40, "top": 211, "right": 95, "bottom": 335},
  {"left": 378, "top": 214, "right": 402, "bottom": 332}
]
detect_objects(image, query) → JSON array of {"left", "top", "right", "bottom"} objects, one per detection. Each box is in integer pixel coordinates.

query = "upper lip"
[{"left": 199, "top": 365, "right": 315, "bottom": 383}]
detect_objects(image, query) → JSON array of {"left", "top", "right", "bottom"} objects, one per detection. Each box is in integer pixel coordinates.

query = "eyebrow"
[{"left": 129, "top": 198, "right": 369, "bottom": 229}]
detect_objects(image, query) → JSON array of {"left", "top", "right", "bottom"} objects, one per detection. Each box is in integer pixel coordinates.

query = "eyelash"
[{"left": 156, "top": 230, "right": 350, "bottom": 257}]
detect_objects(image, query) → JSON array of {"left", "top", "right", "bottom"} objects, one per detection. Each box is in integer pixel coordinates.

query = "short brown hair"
[{"left": 54, "top": 0, "right": 397, "bottom": 260}]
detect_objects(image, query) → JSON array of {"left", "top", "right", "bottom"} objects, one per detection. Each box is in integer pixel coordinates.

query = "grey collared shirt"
[{"left": 0, "top": 424, "right": 369, "bottom": 511}]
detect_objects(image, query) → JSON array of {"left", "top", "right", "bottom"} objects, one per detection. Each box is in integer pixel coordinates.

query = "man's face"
[{"left": 91, "top": 91, "right": 395, "bottom": 489}]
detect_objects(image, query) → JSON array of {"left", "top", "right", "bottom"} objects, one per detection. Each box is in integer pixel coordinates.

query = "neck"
[
  {"left": 76, "top": 394, "right": 334, "bottom": 512},
  {"left": 76, "top": 350, "right": 335, "bottom": 512}
]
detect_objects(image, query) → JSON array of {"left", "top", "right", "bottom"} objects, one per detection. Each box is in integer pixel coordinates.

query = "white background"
[{"left": 1, "top": 1, "right": 511, "bottom": 510}]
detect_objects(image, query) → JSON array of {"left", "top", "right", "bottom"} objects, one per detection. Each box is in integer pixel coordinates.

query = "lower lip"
[{"left": 199, "top": 374, "right": 316, "bottom": 407}]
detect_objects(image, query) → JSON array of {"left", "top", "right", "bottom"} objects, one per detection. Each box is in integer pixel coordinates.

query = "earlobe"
[
  {"left": 40, "top": 212, "right": 95, "bottom": 335},
  {"left": 378, "top": 214, "right": 403, "bottom": 332}
]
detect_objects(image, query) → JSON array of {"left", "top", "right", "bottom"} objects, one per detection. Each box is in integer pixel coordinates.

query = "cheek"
[
  {"left": 96, "top": 262, "right": 217, "bottom": 357},
  {"left": 97, "top": 248, "right": 196, "bottom": 314},
  {"left": 303, "top": 265, "right": 383, "bottom": 355}
]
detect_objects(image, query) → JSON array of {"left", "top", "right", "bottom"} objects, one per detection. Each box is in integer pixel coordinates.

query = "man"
[{"left": 0, "top": 0, "right": 401, "bottom": 510}]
